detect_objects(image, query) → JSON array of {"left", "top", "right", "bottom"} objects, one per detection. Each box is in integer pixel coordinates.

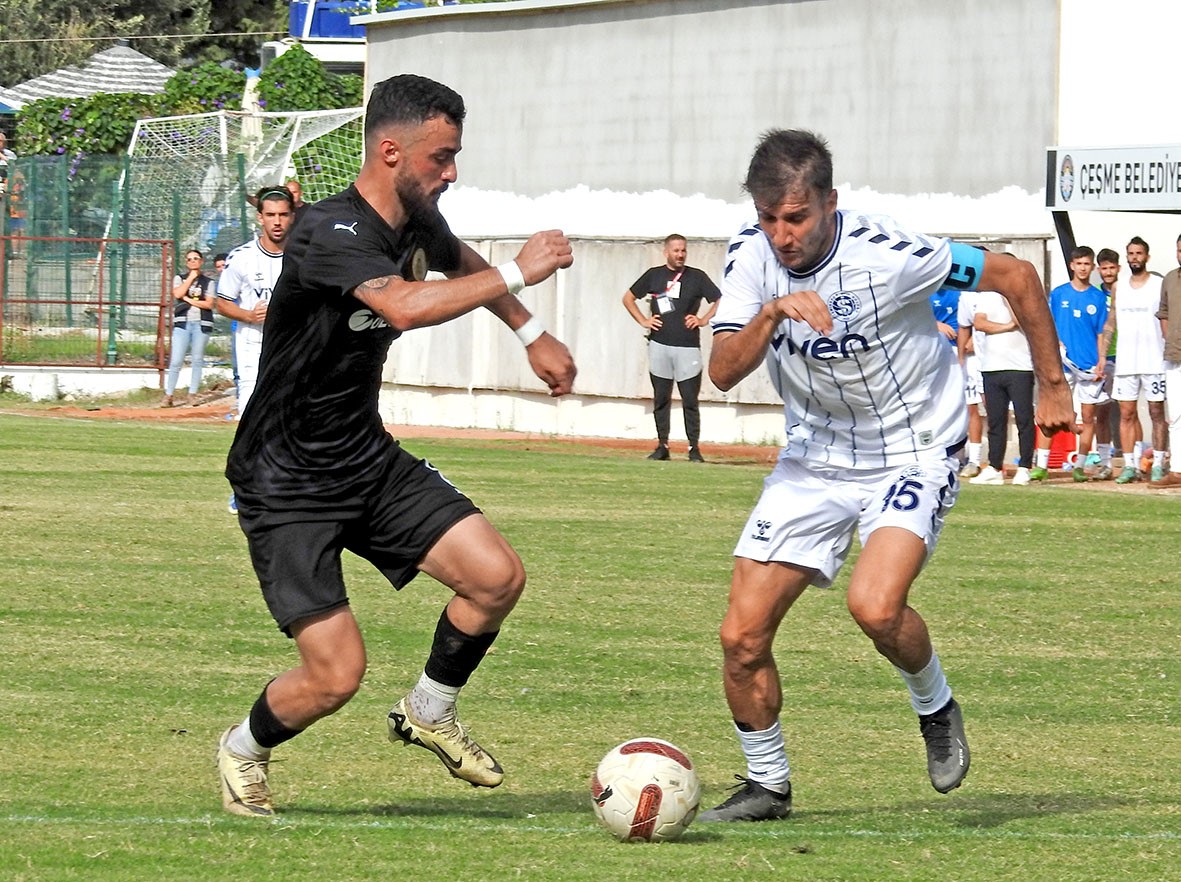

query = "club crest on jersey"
[
  {"left": 348, "top": 308, "right": 390, "bottom": 332},
  {"left": 828, "top": 291, "right": 861, "bottom": 320}
]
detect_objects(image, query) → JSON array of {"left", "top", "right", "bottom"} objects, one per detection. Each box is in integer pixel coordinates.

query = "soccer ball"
[{"left": 590, "top": 738, "right": 701, "bottom": 842}]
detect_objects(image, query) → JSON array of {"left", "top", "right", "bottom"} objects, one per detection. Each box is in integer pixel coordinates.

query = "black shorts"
[{"left": 237, "top": 447, "right": 481, "bottom": 635}]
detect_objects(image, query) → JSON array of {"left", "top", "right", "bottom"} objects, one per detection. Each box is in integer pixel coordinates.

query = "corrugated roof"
[{"left": 0, "top": 43, "right": 174, "bottom": 110}]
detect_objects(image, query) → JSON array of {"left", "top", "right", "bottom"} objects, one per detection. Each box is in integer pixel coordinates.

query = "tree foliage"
[{"left": 257, "top": 44, "right": 362, "bottom": 112}]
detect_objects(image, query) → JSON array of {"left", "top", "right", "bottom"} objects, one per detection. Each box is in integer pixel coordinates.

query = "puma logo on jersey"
[
  {"left": 334, "top": 221, "right": 359, "bottom": 235},
  {"left": 348, "top": 308, "right": 390, "bottom": 331}
]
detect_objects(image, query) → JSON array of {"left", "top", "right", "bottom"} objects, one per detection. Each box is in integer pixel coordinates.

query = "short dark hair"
[
  {"left": 214, "top": 252, "right": 228, "bottom": 262},
  {"left": 364, "top": 74, "right": 466, "bottom": 143},
  {"left": 1069, "top": 245, "right": 1094, "bottom": 261},
  {"left": 1096, "top": 248, "right": 1119, "bottom": 264},
  {"left": 663, "top": 233, "right": 686, "bottom": 246},
  {"left": 744, "top": 129, "right": 833, "bottom": 204},
  {"left": 255, "top": 185, "right": 294, "bottom": 208},
  {"left": 1127, "top": 235, "right": 1149, "bottom": 252}
]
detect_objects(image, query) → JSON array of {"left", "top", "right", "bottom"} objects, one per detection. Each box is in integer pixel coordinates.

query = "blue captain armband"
[{"left": 943, "top": 242, "right": 987, "bottom": 291}]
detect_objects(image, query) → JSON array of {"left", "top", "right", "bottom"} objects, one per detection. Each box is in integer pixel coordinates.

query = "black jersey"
[
  {"left": 628, "top": 265, "right": 720, "bottom": 348},
  {"left": 225, "top": 185, "right": 461, "bottom": 512}
]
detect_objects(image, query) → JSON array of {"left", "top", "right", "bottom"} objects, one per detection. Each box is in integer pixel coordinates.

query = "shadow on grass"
[
  {"left": 267, "top": 790, "right": 1145, "bottom": 840},
  {"left": 800, "top": 790, "right": 1141, "bottom": 830},
  {"left": 281, "top": 789, "right": 588, "bottom": 821}
]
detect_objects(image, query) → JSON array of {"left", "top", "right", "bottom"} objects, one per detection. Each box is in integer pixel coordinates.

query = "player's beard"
[{"left": 396, "top": 172, "right": 444, "bottom": 225}]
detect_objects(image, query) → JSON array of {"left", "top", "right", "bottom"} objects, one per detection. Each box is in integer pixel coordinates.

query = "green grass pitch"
[{"left": 0, "top": 412, "right": 1177, "bottom": 881}]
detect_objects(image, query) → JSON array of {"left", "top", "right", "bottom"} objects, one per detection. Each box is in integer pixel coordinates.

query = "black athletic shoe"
[
  {"left": 646, "top": 445, "right": 670, "bottom": 461},
  {"left": 697, "top": 776, "right": 792, "bottom": 822},
  {"left": 688, "top": 447, "right": 705, "bottom": 463},
  {"left": 919, "top": 698, "right": 970, "bottom": 793}
]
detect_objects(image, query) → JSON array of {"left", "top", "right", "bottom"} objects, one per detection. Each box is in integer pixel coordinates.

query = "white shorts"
[
  {"left": 234, "top": 334, "right": 263, "bottom": 417},
  {"left": 733, "top": 454, "right": 961, "bottom": 589},
  {"left": 1067, "top": 369, "right": 1110, "bottom": 406},
  {"left": 962, "top": 354, "right": 983, "bottom": 405},
  {"left": 1113, "top": 372, "right": 1166, "bottom": 403}
]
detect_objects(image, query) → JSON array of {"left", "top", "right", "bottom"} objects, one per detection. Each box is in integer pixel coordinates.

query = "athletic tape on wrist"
[
  {"left": 497, "top": 260, "right": 526, "bottom": 296},
  {"left": 514, "top": 316, "right": 545, "bottom": 347}
]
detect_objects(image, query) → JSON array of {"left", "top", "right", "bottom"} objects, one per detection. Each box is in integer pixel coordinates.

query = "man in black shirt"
[
  {"left": 217, "top": 74, "right": 576, "bottom": 817},
  {"left": 623, "top": 234, "right": 720, "bottom": 461}
]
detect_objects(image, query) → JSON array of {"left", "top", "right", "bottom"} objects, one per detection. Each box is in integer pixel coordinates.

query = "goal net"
[{"left": 123, "top": 107, "right": 362, "bottom": 255}]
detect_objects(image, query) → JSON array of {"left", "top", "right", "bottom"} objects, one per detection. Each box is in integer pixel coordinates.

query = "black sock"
[
  {"left": 249, "top": 683, "right": 304, "bottom": 749},
  {"left": 423, "top": 609, "right": 499, "bottom": 688}
]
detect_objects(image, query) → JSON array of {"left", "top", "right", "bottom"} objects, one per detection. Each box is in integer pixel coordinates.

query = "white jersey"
[
  {"left": 217, "top": 237, "right": 285, "bottom": 347},
  {"left": 956, "top": 290, "right": 986, "bottom": 362},
  {"left": 1113, "top": 272, "right": 1165, "bottom": 375},
  {"left": 972, "top": 290, "right": 1032, "bottom": 372},
  {"left": 714, "top": 210, "right": 967, "bottom": 468}
]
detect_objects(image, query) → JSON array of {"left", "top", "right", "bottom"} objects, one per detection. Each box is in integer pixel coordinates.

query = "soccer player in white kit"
[
  {"left": 1112, "top": 236, "right": 1167, "bottom": 483},
  {"left": 217, "top": 186, "right": 295, "bottom": 420},
  {"left": 698, "top": 130, "right": 1074, "bottom": 822}
]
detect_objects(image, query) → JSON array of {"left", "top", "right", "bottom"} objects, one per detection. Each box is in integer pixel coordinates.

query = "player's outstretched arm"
[
  {"left": 356, "top": 231, "right": 572, "bottom": 334},
  {"left": 979, "top": 252, "right": 1073, "bottom": 435}
]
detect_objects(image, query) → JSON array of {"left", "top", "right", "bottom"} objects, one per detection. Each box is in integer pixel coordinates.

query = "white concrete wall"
[{"left": 362, "top": 0, "right": 1058, "bottom": 201}]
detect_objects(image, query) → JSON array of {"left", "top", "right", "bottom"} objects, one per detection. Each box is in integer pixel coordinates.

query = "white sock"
[
  {"left": 1153, "top": 448, "right": 1166, "bottom": 469},
  {"left": 1035, "top": 448, "right": 1051, "bottom": 469},
  {"left": 967, "top": 442, "right": 982, "bottom": 465},
  {"left": 227, "top": 717, "right": 270, "bottom": 761},
  {"left": 1099, "top": 443, "right": 1113, "bottom": 466},
  {"left": 735, "top": 721, "right": 791, "bottom": 793},
  {"left": 896, "top": 652, "right": 953, "bottom": 716},
  {"left": 408, "top": 673, "right": 459, "bottom": 726},
  {"left": 1132, "top": 441, "right": 1144, "bottom": 464}
]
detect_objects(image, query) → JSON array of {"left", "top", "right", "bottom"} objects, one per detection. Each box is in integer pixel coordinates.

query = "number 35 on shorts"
[{"left": 870, "top": 462, "right": 959, "bottom": 541}]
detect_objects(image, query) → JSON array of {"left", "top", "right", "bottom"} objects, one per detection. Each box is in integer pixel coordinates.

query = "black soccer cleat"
[
  {"left": 697, "top": 776, "right": 792, "bottom": 822},
  {"left": 919, "top": 698, "right": 970, "bottom": 793}
]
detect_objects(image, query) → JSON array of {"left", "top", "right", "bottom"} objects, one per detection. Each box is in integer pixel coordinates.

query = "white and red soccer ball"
[{"left": 590, "top": 738, "right": 701, "bottom": 842}]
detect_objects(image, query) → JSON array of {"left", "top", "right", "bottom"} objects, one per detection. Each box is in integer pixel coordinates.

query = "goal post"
[{"left": 123, "top": 107, "right": 363, "bottom": 255}]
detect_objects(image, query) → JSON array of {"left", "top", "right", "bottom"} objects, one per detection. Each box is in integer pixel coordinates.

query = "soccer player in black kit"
[{"left": 216, "top": 74, "right": 577, "bottom": 817}]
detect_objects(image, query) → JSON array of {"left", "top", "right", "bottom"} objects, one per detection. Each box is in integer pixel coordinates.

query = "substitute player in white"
[
  {"left": 699, "top": 130, "right": 1074, "bottom": 822},
  {"left": 216, "top": 186, "right": 294, "bottom": 419}
]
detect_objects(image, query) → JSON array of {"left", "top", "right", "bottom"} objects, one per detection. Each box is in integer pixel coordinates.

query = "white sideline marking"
[{"left": 3, "top": 815, "right": 1178, "bottom": 841}]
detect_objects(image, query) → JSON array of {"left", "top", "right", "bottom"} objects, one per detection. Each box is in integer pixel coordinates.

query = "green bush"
[
  {"left": 257, "top": 43, "right": 361, "bottom": 112},
  {"left": 17, "top": 94, "right": 162, "bottom": 162},
  {"left": 160, "top": 62, "right": 247, "bottom": 115}
]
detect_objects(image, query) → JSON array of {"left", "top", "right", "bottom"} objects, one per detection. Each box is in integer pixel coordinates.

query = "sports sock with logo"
[
  {"left": 896, "top": 651, "right": 953, "bottom": 716},
  {"left": 734, "top": 720, "right": 791, "bottom": 793}
]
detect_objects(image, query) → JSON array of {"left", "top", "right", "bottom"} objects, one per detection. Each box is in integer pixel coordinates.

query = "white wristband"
[
  {"left": 497, "top": 260, "right": 526, "bottom": 296},
  {"left": 514, "top": 316, "right": 545, "bottom": 347}
]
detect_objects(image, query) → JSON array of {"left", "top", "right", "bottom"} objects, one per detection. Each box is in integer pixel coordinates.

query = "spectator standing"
[
  {"left": 1092, "top": 249, "right": 1122, "bottom": 479},
  {"left": 1112, "top": 237, "right": 1167, "bottom": 483},
  {"left": 955, "top": 290, "right": 987, "bottom": 477},
  {"left": 1028, "top": 246, "right": 1108, "bottom": 482},
  {"left": 970, "top": 290, "right": 1037, "bottom": 485},
  {"left": 285, "top": 178, "right": 312, "bottom": 229},
  {"left": 1151, "top": 234, "right": 1181, "bottom": 487},
  {"left": 164, "top": 249, "right": 217, "bottom": 406},
  {"left": 622, "top": 234, "right": 720, "bottom": 462},
  {"left": 0, "top": 131, "right": 15, "bottom": 199}
]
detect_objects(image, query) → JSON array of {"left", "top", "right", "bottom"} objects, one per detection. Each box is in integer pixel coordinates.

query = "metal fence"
[{"left": 0, "top": 236, "right": 174, "bottom": 368}]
